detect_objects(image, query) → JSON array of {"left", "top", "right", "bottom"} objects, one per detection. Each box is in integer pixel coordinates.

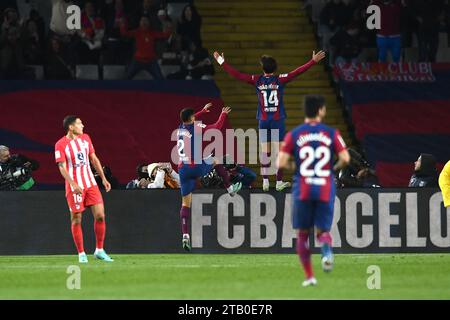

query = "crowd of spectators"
[
  {"left": 0, "top": 0, "right": 214, "bottom": 80},
  {"left": 304, "top": 0, "right": 450, "bottom": 65}
]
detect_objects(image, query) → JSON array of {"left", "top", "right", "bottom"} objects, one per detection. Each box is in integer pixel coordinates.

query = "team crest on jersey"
[
  {"left": 77, "top": 152, "right": 85, "bottom": 162},
  {"left": 75, "top": 204, "right": 81, "bottom": 210}
]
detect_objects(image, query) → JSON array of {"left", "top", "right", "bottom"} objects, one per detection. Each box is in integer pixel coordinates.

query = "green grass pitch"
[{"left": 1, "top": 254, "right": 449, "bottom": 299}]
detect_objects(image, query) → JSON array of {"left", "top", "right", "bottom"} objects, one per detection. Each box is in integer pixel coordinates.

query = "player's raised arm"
[
  {"left": 213, "top": 51, "right": 257, "bottom": 85},
  {"left": 194, "top": 102, "right": 213, "bottom": 118},
  {"left": 279, "top": 50, "right": 326, "bottom": 84},
  {"left": 89, "top": 153, "right": 111, "bottom": 192},
  {"left": 203, "top": 107, "right": 231, "bottom": 130}
]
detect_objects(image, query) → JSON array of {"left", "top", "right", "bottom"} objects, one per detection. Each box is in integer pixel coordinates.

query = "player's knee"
[
  {"left": 95, "top": 214, "right": 105, "bottom": 222},
  {"left": 71, "top": 216, "right": 82, "bottom": 225}
]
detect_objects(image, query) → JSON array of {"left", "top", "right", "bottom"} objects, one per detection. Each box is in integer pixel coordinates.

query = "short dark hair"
[
  {"left": 304, "top": 95, "right": 325, "bottom": 118},
  {"left": 136, "top": 163, "right": 147, "bottom": 178},
  {"left": 63, "top": 115, "right": 79, "bottom": 132},
  {"left": 180, "top": 108, "right": 195, "bottom": 123},
  {"left": 260, "top": 55, "right": 277, "bottom": 74}
]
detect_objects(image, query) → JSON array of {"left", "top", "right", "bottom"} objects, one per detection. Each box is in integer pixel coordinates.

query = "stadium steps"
[{"left": 197, "top": 0, "right": 352, "bottom": 187}]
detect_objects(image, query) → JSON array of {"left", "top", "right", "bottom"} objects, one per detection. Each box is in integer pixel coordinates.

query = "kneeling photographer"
[
  {"left": 0, "top": 145, "right": 39, "bottom": 191},
  {"left": 201, "top": 155, "right": 256, "bottom": 189},
  {"left": 337, "top": 148, "right": 380, "bottom": 188}
]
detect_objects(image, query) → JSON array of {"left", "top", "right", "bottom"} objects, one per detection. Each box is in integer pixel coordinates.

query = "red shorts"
[{"left": 66, "top": 185, "right": 103, "bottom": 213}]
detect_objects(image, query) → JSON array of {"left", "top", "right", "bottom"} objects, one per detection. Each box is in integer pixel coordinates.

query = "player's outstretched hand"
[
  {"left": 103, "top": 179, "right": 111, "bottom": 192},
  {"left": 203, "top": 102, "right": 213, "bottom": 112},
  {"left": 312, "top": 50, "right": 326, "bottom": 63},
  {"left": 213, "top": 51, "right": 225, "bottom": 65},
  {"left": 222, "top": 107, "right": 231, "bottom": 114}
]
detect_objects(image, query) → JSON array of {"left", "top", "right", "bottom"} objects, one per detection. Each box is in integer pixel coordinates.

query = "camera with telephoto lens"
[{"left": 0, "top": 155, "right": 32, "bottom": 191}]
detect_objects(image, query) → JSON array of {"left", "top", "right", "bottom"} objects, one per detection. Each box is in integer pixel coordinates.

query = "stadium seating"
[
  {"left": 196, "top": 0, "right": 351, "bottom": 186},
  {"left": 76, "top": 65, "right": 100, "bottom": 80},
  {"left": 337, "top": 63, "right": 450, "bottom": 186}
]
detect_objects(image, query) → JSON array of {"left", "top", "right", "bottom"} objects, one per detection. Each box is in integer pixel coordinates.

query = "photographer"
[
  {"left": 337, "top": 148, "right": 380, "bottom": 188},
  {"left": 201, "top": 155, "right": 256, "bottom": 189},
  {"left": 0, "top": 145, "right": 39, "bottom": 191},
  {"left": 126, "top": 162, "right": 180, "bottom": 189}
]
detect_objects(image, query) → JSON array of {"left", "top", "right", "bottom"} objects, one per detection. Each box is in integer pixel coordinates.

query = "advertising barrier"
[{"left": 0, "top": 189, "right": 448, "bottom": 255}]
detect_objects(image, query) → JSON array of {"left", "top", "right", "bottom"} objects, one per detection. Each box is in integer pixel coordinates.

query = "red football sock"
[
  {"left": 94, "top": 220, "right": 106, "bottom": 250},
  {"left": 180, "top": 206, "right": 190, "bottom": 235},
  {"left": 318, "top": 232, "right": 332, "bottom": 246},
  {"left": 297, "top": 230, "right": 314, "bottom": 279},
  {"left": 71, "top": 223, "right": 85, "bottom": 254}
]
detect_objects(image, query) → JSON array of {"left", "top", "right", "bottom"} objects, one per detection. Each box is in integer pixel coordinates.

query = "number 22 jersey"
[{"left": 281, "top": 122, "right": 347, "bottom": 202}]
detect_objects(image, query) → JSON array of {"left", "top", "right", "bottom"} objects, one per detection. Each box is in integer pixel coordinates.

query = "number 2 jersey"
[
  {"left": 281, "top": 122, "right": 347, "bottom": 202},
  {"left": 54, "top": 134, "right": 98, "bottom": 192},
  {"left": 221, "top": 59, "right": 316, "bottom": 121}
]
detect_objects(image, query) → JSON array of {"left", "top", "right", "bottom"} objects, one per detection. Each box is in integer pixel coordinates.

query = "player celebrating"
[
  {"left": 55, "top": 116, "right": 113, "bottom": 263},
  {"left": 177, "top": 103, "right": 242, "bottom": 251},
  {"left": 214, "top": 50, "right": 326, "bottom": 192},
  {"left": 277, "top": 95, "right": 350, "bottom": 287}
]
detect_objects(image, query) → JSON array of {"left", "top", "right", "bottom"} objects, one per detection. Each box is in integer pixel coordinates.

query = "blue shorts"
[
  {"left": 179, "top": 160, "right": 214, "bottom": 196},
  {"left": 292, "top": 199, "right": 335, "bottom": 231},
  {"left": 258, "top": 119, "right": 285, "bottom": 143}
]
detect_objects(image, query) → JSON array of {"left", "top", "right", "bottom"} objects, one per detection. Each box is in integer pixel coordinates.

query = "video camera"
[{"left": 0, "top": 155, "right": 33, "bottom": 191}]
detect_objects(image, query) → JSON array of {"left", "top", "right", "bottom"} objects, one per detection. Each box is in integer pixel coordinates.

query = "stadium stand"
[{"left": 196, "top": 0, "right": 353, "bottom": 187}]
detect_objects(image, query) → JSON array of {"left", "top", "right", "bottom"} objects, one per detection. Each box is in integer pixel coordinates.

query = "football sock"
[
  {"left": 276, "top": 169, "right": 283, "bottom": 182},
  {"left": 214, "top": 164, "right": 231, "bottom": 188},
  {"left": 297, "top": 230, "right": 314, "bottom": 279},
  {"left": 261, "top": 151, "right": 271, "bottom": 180},
  {"left": 318, "top": 232, "right": 333, "bottom": 257},
  {"left": 94, "top": 220, "right": 106, "bottom": 250},
  {"left": 71, "top": 223, "right": 85, "bottom": 254},
  {"left": 180, "top": 206, "right": 191, "bottom": 235}
]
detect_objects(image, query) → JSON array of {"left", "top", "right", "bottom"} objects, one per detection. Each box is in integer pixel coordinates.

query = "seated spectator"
[
  {"left": 1, "top": 7, "right": 22, "bottom": 32},
  {"left": 49, "top": 0, "right": 78, "bottom": 67},
  {"left": 330, "top": 22, "right": 363, "bottom": 65},
  {"left": 44, "top": 37, "right": 74, "bottom": 80},
  {"left": 177, "top": 4, "right": 202, "bottom": 51},
  {"left": 21, "top": 19, "right": 44, "bottom": 65},
  {"left": 120, "top": 16, "right": 171, "bottom": 79},
  {"left": 319, "top": 0, "right": 345, "bottom": 50},
  {"left": 127, "top": 162, "right": 180, "bottom": 189},
  {"left": 408, "top": 153, "right": 438, "bottom": 187},
  {"left": 78, "top": 2, "right": 105, "bottom": 64},
  {"left": 0, "top": 26, "right": 35, "bottom": 79},
  {"left": 371, "top": 0, "right": 406, "bottom": 63},
  {"left": 167, "top": 41, "right": 214, "bottom": 80},
  {"left": 410, "top": 0, "right": 445, "bottom": 62},
  {"left": 103, "top": 0, "right": 125, "bottom": 39},
  {"left": 130, "top": 0, "right": 163, "bottom": 30},
  {"left": 160, "top": 20, "right": 183, "bottom": 67},
  {"left": 102, "top": 0, "right": 132, "bottom": 65},
  {"left": 27, "top": 9, "right": 46, "bottom": 42}
]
